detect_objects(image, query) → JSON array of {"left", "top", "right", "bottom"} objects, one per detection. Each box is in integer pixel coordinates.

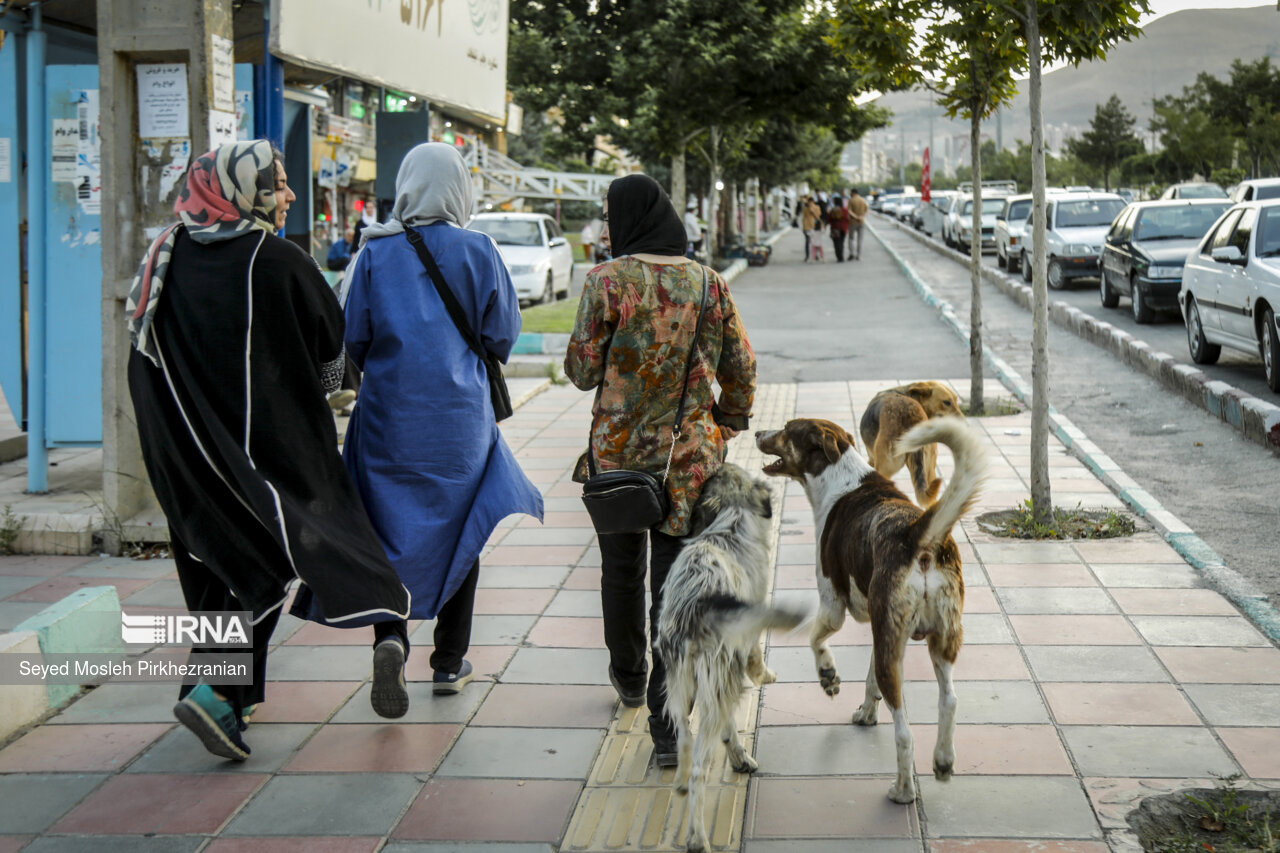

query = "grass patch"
[
  {"left": 977, "top": 500, "right": 1136, "bottom": 540},
  {"left": 961, "top": 395, "right": 1024, "bottom": 417},
  {"left": 1129, "top": 775, "right": 1279, "bottom": 852},
  {"left": 0, "top": 504, "right": 22, "bottom": 555},
  {"left": 520, "top": 297, "right": 580, "bottom": 334}
]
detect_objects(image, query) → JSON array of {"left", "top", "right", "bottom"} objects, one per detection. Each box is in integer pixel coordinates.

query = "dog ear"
[
  {"left": 905, "top": 383, "right": 932, "bottom": 401},
  {"left": 754, "top": 483, "right": 773, "bottom": 519},
  {"left": 821, "top": 430, "right": 846, "bottom": 463}
]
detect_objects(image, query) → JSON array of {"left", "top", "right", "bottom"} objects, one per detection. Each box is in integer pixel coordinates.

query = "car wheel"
[
  {"left": 539, "top": 273, "right": 554, "bottom": 305},
  {"left": 1047, "top": 258, "right": 1065, "bottom": 290},
  {"left": 1008, "top": 251, "right": 1021, "bottom": 275},
  {"left": 1100, "top": 269, "right": 1119, "bottom": 308},
  {"left": 997, "top": 248, "right": 1007, "bottom": 269},
  {"left": 1186, "top": 297, "right": 1220, "bottom": 365},
  {"left": 1021, "top": 252, "right": 1032, "bottom": 283},
  {"left": 1263, "top": 307, "right": 1280, "bottom": 392},
  {"left": 1130, "top": 275, "right": 1154, "bottom": 323}
]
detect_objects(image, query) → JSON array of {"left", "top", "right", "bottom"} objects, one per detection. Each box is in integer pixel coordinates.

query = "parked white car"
[
  {"left": 1018, "top": 192, "right": 1127, "bottom": 289},
  {"left": 919, "top": 191, "right": 958, "bottom": 238},
  {"left": 468, "top": 212, "right": 574, "bottom": 305},
  {"left": 1179, "top": 200, "right": 1280, "bottom": 392},
  {"left": 994, "top": 195, "right": 1034, "bottom": 272},
  {"left": 940, "top": 194, "right": 966, "bottom": 247},
  {"left": 1229, "top": 178, "right": 1280, "bottom": 203}
]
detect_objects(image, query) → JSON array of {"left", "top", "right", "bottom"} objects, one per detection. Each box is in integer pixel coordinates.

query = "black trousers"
[
  {"left": 831, "top": 231, "right": 847, "bottom": 262},
  {"left": 598, "top": 529, "right": 685, "bottom": 732},
  {"left": 420, "top": 559, "right": 481, "bottom": 675}
]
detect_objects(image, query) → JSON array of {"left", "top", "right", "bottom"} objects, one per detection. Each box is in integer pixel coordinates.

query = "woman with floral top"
[{"left": 565, "top": 174, "right": 757, "bottom": 767}]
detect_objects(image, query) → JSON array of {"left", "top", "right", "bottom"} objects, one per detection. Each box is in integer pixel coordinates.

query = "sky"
[{"left": 1141, "top": 0, "right": 1269, "bottom": 24}]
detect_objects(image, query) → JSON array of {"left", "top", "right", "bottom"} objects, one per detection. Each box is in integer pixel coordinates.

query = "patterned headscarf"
[{"left": 127, "top": 140, "right": 280, "bottom": 365}]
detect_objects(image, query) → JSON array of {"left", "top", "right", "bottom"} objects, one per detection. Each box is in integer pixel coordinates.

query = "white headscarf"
[{"left": 342, "top": 142, "right": 474, "bottom": 304}]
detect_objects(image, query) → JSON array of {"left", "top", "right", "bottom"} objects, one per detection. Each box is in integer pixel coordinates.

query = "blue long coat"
[{"left": 342, "top": 222, "right": 543, "bottom": 618}]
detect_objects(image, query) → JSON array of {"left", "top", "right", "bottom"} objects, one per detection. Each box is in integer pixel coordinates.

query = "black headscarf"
[{"left": 606, "top": 174, "right": 688, "bottom": 257}]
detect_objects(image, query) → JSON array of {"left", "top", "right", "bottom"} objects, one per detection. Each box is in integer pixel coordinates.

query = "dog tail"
[
  {"left": 701, "top": 593, "right": 809, "bottom": 649},
  {"left": 896, "top": 416, "right": 985, "bottom": 549}
]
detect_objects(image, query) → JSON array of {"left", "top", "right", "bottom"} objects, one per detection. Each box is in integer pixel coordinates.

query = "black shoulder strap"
[{"left": 402, "top": 224, "right": 486, "bottom": 362}]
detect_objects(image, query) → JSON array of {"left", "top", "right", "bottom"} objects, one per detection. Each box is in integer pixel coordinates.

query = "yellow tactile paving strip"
[{"left": 560, "top": 383, "right": 796, "bottom": 852}]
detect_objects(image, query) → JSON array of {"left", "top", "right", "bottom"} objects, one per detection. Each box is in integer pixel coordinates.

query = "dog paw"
[
  {"left": 675, "top": 784, "right": 689, "bottom": 796},
  {"left": 687, "top": 841, "right": 708, "bottom": 853},
  {"left": 818, "top": 667, "right": 841, "bottom": 697},
  {"left": 934, "top": 761, "right": 953, "bottom": 781},
  {"left": 850, "top": 705, "right": 879, "bottom": 726},
  {"left": 887, "top": 783, "right": 917, "bottom": 804},
  {"left": 759, "top": 667, "right": 778, "bottom": 685},
  {"left": 731, "top": 753, "right": 759, "bottom": 774}
]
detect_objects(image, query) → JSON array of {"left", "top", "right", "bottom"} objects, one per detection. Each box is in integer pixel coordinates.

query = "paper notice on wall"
[
  {"left": 75, "top": 90, "right": 102, "bottom": 216},
  {"left": 210, "top": 34, "right": 235, "bottom": 113},
  {"left": 137, "top": 63, "right": 190, "bottom": 138},
  {"left": 234, "top": 90, "right": 252, "bottom": 140},
  {"left": 51, "top": 119, "right": 79, "bottom": 182},
  {"left": 209, "top": 109, "right": 237, "bottom": 149},
  {"left": 0, "top": 138, "right": 11, "bottom": 183}
]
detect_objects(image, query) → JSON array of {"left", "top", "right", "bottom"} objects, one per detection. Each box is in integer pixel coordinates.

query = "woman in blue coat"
[{"left": 342, "top": 142, "right": 543, "bottom": 693}]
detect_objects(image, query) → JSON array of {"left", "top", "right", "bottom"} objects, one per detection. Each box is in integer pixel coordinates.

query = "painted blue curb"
[{"left": 871, "top": 223, "right": 1280, "bottom": 646}]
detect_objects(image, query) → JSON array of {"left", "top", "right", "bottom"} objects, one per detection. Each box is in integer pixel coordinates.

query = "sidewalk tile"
[
  {"left": 51, "top": 682, "right": 176, "bottom": 724},
  {"left": 544, "top": 589, "right": 603, "bottom": 618},
  {"left": 285, "top": 723, "right": 459, "bottom": 773},
  {"left": 1073, "top": 539, "right": 1180, "bottom": 563},
  {"left": 996, "top": 588, "right": 1117, "bottom": 615},
  {"left": 0, "top": 838, "right": 31, "bottom": 853},
  {"left": 282, "top": 623, "right": 381, "bottom": 646},
  {"left": 767, "top": 618, "right": 867, "bottom": 647},
  {"left": 1184, "top": 684, "right": 1280, "bottom": 726},
  {"left": 128, "top": 723, "right": 318, "bottom": 773},
  {"left": 0, "top": 555, "right": 95, "bottom": 576},
  {"left": 753, "top": 724, "right": 899, "bottom": 776},
  {"left": 405, "top": 645, "right": 513, "bottom": 682},
  {"left": 1089, "top": 563, "right": 1200, "bottom": 588},
  {"left": 974, "top": 542, "right": 1080, "bottom": 564},
  {"left": 498, "top": 527, "right": 597, "bottom": 547},
  {"left": 561, "top": 564, "right": 602, "bottom": 590},
  {"left": 0, "top": 723, "right": 172, "bottom": 772},
  {"left": 525, "top": 616, "right": 606, "bottom": 648},
  {"left": 332, "top": 681, "right": 489, "bottom": 724},
  {"left": 774, "top": 562, "right": 819, "bottom": 589},
  {"left": 1154, "top": 646, "right": 1280, "bottom": 683},
  {"left": 1108, "top": 588, "right": 1239, "bottom": 616},
  {"left": 962, "top": 586, "right": 1000, "bottom": 613},
  {"left": 1129, "top": 615, "right": 1272, "bottom": 647},
  {"left": 7, "top": 575, "right": 151, "bottom": 603},
  {"left": 746, "top": 777, "right": 920, "bottom": 839},
  {"left": 0, "top": 774, "right": 106, "bottom": 833},
  {"left": 393, "top": 778, "right": 580, "bottom": 842},
  {"left": 205, "top": 840, "right": 381, "bottom": 853},
  {"left": 246, "top": 682, "right": 360, "bottom": 723},
  {"left": 957, "top": 613, "right": 1014, "bottom": 644},
  {"left": 943, "top": 645, "right": 1032, "bottom": 681},
  {"left": 912, "top": 725, "right": 1073, "bottom": 775},
  {"left": 66, "top": 557, "right": 177, "bottom": 579},
  {"left": 1061, "top": 726, "right": 1238, "bottom": 777},
  {"left": 484, "top": 545, "right": 587, "bottom": 566},
  {"left": 435, "top": 727, "right": 603, "bottom": 779},
  {"left": 915, "top": 776, "right": 1101, "bottom": 838},
  {"left": 1008, "top": 615, "right": 1140, "bottom": 645},
  {"left": 410, "top": 613, "right": 536, "bottom": 647},
  {"left": 20, "top": 838, "right": 204, "bottom": 852},
  {"left": 121, "top": 578, "right": 186, "bottom": 607},
  {"left": 0, "top": 576, "right": 47, "bottom": 599},
  {"left": 1042, "top": 683, "right": 1200, "bottom": 725},
  {"left": 1025, "top": 646, "right": 1167, "bottom": 682},
  {"left": 902, "top": 681, "right": 1048, "bottom": 725},
  {"left": 223, "top": 773, "right": 422, "bottom": 836},
  {"left": 470, "top": 684, "right": 618, "bottom": 728},
  {"left": 930, "top": 842, "right": 1109, "bottom": 852},
  {"left": 1215, "top": 728, "right": 1280, "bottom": 779},
  {"left": 0, "top": 601, "right": 48, "bottom": 630},
  {"left": 477, "top": 565, "right": 573, "bottom": 589},
  {"left": 474, "top": 587, "right": 556, "bottom": 614},
  {"left": 51, "top": 772, "right": 267, "bottom": 834},
  {"left": 984, "top": 564, "right": 1098, "bottom": 587},
  {"left": 265, "top": 645, "right": 372, "bottom": 681},
  {"left": 748, "top": 843, "right": 919, "bottom": 853}
]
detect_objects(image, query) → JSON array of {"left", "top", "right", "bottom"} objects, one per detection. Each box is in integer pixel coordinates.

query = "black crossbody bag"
[
  {"left": 581, "top": 267, "right": 709, "bottom": 535},
  {"left": 402, "top": 225, "right": 514, "bottom": 421}
]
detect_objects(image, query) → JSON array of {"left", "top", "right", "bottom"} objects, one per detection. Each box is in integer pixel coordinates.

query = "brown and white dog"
[
  {"left": 859, "top": 381, "right": 963, "bottom": 506},
  {"left": 755, "top": 416, "right": 984, "bottom": 804}
]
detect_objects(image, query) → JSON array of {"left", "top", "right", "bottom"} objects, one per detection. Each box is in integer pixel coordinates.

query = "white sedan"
[
  {"left": 1179, "top": 200, "right": 1280, "bottom": 392},
  {"left": 468, "top": 212, "right": 574, "bottom": 305}
]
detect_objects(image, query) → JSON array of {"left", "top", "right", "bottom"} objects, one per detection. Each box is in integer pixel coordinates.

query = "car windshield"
[
  {"left": 1258, "top": 207, "right": 1280, "bottom": 257},
  {"left": 961, "top": 199, "right": 1004, "bottom": 215},
  {"left": 1177, "top": 184, "right": 1228, "bottom": 199},
  {"left": 1133, "top": 204, "right": 1231, "bottom": 241},
  {"left": 469, "top": 219, "right": 542, "bottom": 246},
  {"left": 1055, "top": 199, "right": 1126, "bottom": 227},
  {"left": 1006, "top": 200, "right": 1032, "bottom": 220}
]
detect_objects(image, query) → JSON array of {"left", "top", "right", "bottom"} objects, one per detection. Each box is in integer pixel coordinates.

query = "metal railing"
[{"left": 461, "top": 141, "right": 613, "bottom": 208}]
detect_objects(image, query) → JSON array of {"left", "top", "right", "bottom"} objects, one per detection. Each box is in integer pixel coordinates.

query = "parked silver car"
[{"left": 1018, "top": 192, "right": 1127, "bottom": 289}]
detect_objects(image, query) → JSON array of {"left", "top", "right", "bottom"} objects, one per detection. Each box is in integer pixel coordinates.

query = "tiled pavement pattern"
[{"left": 2, "top": 380, "right": 1279, "bottom": 852}]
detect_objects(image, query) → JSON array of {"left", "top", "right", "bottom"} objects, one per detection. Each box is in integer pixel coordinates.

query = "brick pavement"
[{"left": 2, "top": 235, "right": 1279, "bottom": 852}]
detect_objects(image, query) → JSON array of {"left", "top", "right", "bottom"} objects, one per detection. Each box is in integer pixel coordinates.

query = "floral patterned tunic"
[{"left": 565, "top": 257, "right": 756, "bottom": 536}]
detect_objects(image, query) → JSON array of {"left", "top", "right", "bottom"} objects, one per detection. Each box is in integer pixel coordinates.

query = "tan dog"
[
  {"left": 756, "top": 416, "right": 984, "bottom": 804},
  {"left": 858, "top": 381, "right": 962, "bottom": 506}
]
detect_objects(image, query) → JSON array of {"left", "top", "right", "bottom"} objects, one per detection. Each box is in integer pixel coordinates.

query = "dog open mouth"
[{"left": 761, "top": 458, "right": 786, "bottom": 476}]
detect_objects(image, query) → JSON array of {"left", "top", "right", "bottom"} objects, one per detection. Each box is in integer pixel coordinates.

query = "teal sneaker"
[{"left": 173, "top": 684, "right": 251, "bottom": 761}]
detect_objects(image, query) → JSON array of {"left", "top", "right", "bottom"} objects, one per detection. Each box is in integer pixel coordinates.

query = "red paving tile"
[
  {"left": 0, "top": 723, "right": 172, "bottom": 772},
  {"left": 473, "top": 587, "right": 555, "bottom": 614},
  {"left": 912, "top": 724, "right": 1074, "bottom": 775},
  {"left": 0, "top": 838, "right": 32, "bottom": 853},
  {"left": 0, "top": 555, "right": 95, "bottom": 576},
  {"left": 283, "top": 622, "right": 381, "bottom": 645},
  {"left": 284, "top": 724, "right": 459, "bottom": 773},
  {"left": 963, "top": 586, "right": 1000, "bottom": 613},
  {"left": 984, "top": 564, "right": 1098, "bottom": 587},
  {"left": 405, "top": 645, "right": 513, "bottom": 681},
  {"left": 544, "top": 482, "right": 584, "bottom": 498},
  {"left": 393, "top": 778, "right": 581, "bottom": 841},
  {"left": 1109, "top": 588, "right": 1239, "bottom": 616},
  {"left": 1216, "top": 728, "right": 1280, "bottom": 779},
  {"left": 905, "top": 644, "right": 1030, "bottom": 680},
  {"left": 1073, "top": 539, "right": 1180, "bottom": 563},
  {"left": 774, "top": 563, "right": 818, "bottom": 589},
  {"left": 1042, "top": 683, "right": 1200, "bottom": 725},
  {"left": 484, "top": 545, "right": 587, "bottom": 566},
  {"left": 932, "top": 842, "right": 1109, "bottom": 852},
  {"left": 534, "top": 510, "right": 596, "bottom": 527},
  {"left": 7, "top": 576, "right": 152, "bottom": 602},
  {"left": 205, "top": 840, "right": 381, "bottom": 853},
  {"left": 561, "top": 564, "right": 601, "bottom": 590},
  {"left": 52, "top": 773, "right": 267, "bottom": 834},
  {"left": 1008, "top": 614, "right": 1140, "bottom": 645},
  {"left": 1154, "top": 646, "right": 1280, "bottom": 684},
  {"left": 470, "top": 684, "right": 618, "bottom": 728},
  {"left": 525, "top": 616, "right": 606, "bottom": 648},
  {"left": 250, "top": 682, "right": 361, "bottom": 723}
]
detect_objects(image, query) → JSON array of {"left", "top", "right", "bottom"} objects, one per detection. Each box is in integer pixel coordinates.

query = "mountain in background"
[{"left": 864, "top": 5, "right": 1279, "bottom": 161}]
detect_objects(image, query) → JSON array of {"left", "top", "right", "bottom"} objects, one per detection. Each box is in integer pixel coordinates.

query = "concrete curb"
[
  {"left": 872, "top": 223, "right": 1280, "bottom": 646},
  {"left": 888, "top": 217, "right": 1280, "bottom": 455}
]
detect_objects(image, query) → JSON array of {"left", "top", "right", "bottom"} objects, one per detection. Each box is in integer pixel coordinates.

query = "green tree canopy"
[{"left": 1065, "top": 94, "right": 1144, "bottom": 190}]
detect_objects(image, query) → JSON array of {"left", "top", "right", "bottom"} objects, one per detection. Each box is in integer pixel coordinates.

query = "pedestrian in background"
[
  {"left": 327, "top": 226, "right": 355, "bottom": 271},
  {"left": 127, "top": 140, "right": 412, "bottom": 761},
  {"left": 847, "top": 187, "right": 869, "bottom": 261},
  {"left": 581, "top": 216, "right": 603, "bottom": 263},
  {"left": 342, "top": 142, "right": 544, "bottom": 696},
  {"left": 565, "top": 174, "right": 757, "bottom": 767},
  {"left": 827, "top": 195, "right": 850, "bottom": 262},
  {"left": 801, "top": 195, "right": 824, "bottom": 262},
  {"left": 684, "top": 201, "right": 703, "bottom": 259}
]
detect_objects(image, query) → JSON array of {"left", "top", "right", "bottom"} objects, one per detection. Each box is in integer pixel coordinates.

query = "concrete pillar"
[{"left": 98, "top": 0, "right": 234, "bottom": 548}]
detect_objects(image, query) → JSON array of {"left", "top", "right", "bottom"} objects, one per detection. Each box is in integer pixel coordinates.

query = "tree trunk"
[
  {"left": 706, "top": 125, "right": 721, "bottom": 261},
  {"left": 1027, "top": 0, "right": 1053, "bottom": 526},
  {"left": 671, "top": 149, "right": 687, "bottom": 213},
  {"left": 745, "top": 178, "right": 760, "bottom": 244},
  {"left": 968, "top": 112, "right": 985, "bottom": 416},
  {"left": 726, "top": 181, "right": 739, "bottom": 245}
]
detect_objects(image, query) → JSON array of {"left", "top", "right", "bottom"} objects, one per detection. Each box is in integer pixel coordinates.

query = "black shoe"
[
  {"left": 609, "top": 665, "right": 646, "bottom": 708},
  {"left": 432, "top": 659, "right": 474, "bottom": 695},
  {"left": 650, "top": 714, "right": 678, "bottom": 767},
  {"left": 371, "top": 638, "right": 409, "bottom": 718}
]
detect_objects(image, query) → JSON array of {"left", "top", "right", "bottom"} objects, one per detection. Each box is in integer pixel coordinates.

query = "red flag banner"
[{"left": 921, "top": 147, "right": 931, "bottom": 203}]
